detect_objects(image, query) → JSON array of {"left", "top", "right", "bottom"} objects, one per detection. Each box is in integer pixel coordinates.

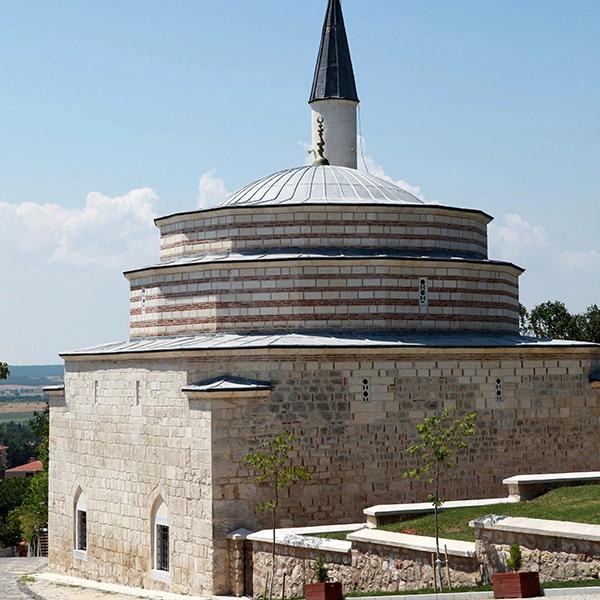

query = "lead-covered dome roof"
[{"left": 219, "top": 165, "right": 424, "bottom": 207}]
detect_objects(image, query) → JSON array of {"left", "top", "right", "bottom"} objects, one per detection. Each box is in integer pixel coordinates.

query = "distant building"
[
  {"left": 47, "top": 0, "right": 600, "bottom": 596},
  {"left": 5, "top": 459, "right": 43, "bottom": 479}
]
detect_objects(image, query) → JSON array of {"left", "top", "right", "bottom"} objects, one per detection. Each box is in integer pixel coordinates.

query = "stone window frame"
[
  {"left": 73, "top": 488, "right": 88, "bottom": 561},
  {"left": 151, "top": 498, "right": 171, "bottom": 583}
]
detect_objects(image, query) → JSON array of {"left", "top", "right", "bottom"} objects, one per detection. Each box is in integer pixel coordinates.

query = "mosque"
[{"left": 47, "top": 0, "right": 600, "bottom": 596}]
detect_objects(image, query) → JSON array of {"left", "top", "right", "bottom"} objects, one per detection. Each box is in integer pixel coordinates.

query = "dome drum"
[
  {"left": 127, "top": 258, "right": 521, "bottom": 338},
  {"left": 157, "top": 204, "right": 491, "bottom": 262}
]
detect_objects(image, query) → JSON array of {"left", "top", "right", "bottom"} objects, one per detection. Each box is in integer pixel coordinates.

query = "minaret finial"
[{"left": 313, "top": 117, "right": 330, "bottom": 166}]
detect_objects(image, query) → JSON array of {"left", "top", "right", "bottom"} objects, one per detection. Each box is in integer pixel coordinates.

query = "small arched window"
[
  {"left": 74, "top": 490, "right": 87, "bottom": 555},
  {"left": 152, "top": 500, "right": 170, "bottom": 575}
]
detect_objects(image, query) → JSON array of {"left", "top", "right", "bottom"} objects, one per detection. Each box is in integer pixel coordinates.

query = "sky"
[{"left": 1, "top": 0, "right": 599, "bottom": 365}]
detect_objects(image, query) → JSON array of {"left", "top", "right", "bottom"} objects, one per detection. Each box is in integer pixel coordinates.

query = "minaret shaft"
[
  {"left": 311, "top": 99, "right": 357, "bottom": 169},
  {"left": 309, "top": 0, "right": 359, "bottom": 169}
]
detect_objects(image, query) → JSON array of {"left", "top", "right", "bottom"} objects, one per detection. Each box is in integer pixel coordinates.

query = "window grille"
[
  {"left": 362, "top": 378, "right": 370, "bottom": 402},
  {"left": 156, "top": 525, "right": 170, "bottom": 572},
  {"left": 495, "top": 378, "right": 503, "bottom": 402},
  {"left": 419, "top": 278, "right": 428, "bottom": 307},
  {"left": 76, "top": 510, "right": 87, "bottom": 551}
]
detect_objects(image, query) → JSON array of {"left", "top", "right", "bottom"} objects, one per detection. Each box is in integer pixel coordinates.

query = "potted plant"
[
  {"left": 492, "top": 544, "right": 541, "bottom": 599},
  {"left": 304, "top": 558, "right": 343, "bottom": 600}
]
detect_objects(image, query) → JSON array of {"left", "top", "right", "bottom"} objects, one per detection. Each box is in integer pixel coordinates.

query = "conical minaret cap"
[{"left": 309, "top": 0, "right": 359, "bottom": 103}]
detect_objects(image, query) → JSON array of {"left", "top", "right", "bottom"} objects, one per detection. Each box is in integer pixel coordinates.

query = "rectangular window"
[
  {"left": 156, "top": 525, "right": 169, "bottom": 572},
  {"left": 76, "top": 510, "right": 87, "bottom": 551}
]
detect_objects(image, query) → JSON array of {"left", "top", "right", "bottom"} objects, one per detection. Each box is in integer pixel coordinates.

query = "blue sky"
[{"left": 1, "top": 0, "right": 599, "bottom": 364}]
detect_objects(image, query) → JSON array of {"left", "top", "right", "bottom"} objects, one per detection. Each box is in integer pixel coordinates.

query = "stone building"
[{"left": 47, "top": 0, "right": 599, "bottom": 596}]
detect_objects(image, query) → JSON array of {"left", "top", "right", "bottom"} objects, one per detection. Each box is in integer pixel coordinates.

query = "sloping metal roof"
[
  {"left": 62, "top": 332, "right": 598, "bottom": 358},
  {"left": 219, "top": 165, "right": 423, "bottom": 207},
  {"left": 310, "top": 0, "right": 359, "bottom": 103},
  {"left": 183, "top": 375, "right": 272, "bottom": 393}
]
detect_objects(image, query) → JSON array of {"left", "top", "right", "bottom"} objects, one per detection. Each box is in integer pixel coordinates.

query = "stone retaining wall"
[
  {"left": 248, "top": 540, "right": 480, "bottom": 598},
  {"left": 476, "top": 527, "right": 600, "bottom": 583}
]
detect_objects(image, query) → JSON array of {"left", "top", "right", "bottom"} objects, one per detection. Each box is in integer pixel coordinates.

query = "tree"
[
  {"left": 16, "top": 470, "right": 48, "bottom": 556},
  {"left": 404, "top": 408, "right": 477, "bottom": 590},
  {"left": 581, "top": 305, "right": 600, "bottom": 344},
  {"left": 0, "top": 363, "right": 8, "bottom": 380},
  {"left": 523, "top": 300, "right": 600, "bottom": 343},
  {"left": 529, "top": 301, "right": 580, "bottom": 340},
  {"left": 519, "top": 304, "right": 531, "bottom": 336},
  {"left": 16, "top": 405, "right": 50, "bottom": 555},
  {"left": 244, "top": 432, "right": 311, "bottom": 600},
  {"left": 0, "top": 478, "right": 30, "bottom": 549},
  {"left": 30, "top": 404, "right": 49, "bottom": 468}
]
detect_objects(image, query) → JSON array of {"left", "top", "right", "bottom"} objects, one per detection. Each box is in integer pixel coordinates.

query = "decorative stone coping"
[
  {"left": 470, "top": 515, "right": 600, "bottom": 543},
  {"left": 364, "top": 497, "right": 516, "bottom": 527},
  {"left": 347, "top": 528, "right": 477, "bottom": 558},
  {"left": 503, "top": 471, "right": 600, "bottom": 500},
  {"left": 503, "top": 471, "right": 600, "bottom": 485},
  {"left": 231, "top": 523, "right": 364, "bottom": 554},
  {"left": 43, "top": 385, "right": 64, "bottom": 395},
  {"left": 43, "top": 385, "right": 65, "bottom": 406},
  {"left": 246, "top": 530, "right": 352, "bottom": 554}
]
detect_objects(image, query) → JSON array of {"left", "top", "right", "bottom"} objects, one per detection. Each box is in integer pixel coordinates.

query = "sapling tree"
[
  {"left": 244, "top": 431, "right": 311, "bottom": 600},
  {"left": 404, "top": 408, "right": 477, "bottom": 589}
]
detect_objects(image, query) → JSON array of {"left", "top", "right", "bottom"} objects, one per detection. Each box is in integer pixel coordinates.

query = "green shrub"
[
  {"left": 313, "top": 558, "right": 330, "bottom": 582},
  {"left": 506, "top": 544, "right": 522, "bottom": 572}
]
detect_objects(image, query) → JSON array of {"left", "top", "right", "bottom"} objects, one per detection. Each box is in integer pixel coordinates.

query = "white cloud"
[
  {"left": 356, "top": 137, "right": 425, "bottom": 201},
  {"left": 0, "top": 187, "right": 159, "bottom": 269},
  {"left": 559, "top": 249, "right": 600, "bottom": 270},
  {"left": 489, "top": 213, "right": 548, "bottom": 261},
  {"left": 198, "top": 170, "right": 229, "bottom": 209}
]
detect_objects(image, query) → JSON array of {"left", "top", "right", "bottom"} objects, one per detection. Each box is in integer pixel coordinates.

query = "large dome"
[{"left": 219, "top": 164, "right": 424, "bottom": 207}]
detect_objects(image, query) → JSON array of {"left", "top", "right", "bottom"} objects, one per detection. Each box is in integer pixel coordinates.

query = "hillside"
[{"left": 2, "top": 364, "right": 64, "bottom": 386}]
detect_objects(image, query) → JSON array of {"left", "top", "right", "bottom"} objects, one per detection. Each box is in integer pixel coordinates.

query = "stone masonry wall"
[
  {"left": 156, "top": 205, "right": 490, "bottom": 261},
  {"left": 48, "top": 361, "right": 214, "bottom": 596},
  {"left": 476, "top": 528, "right": 600, "bottom": 583},
  {"left": 128, "top": 260, "right": 520, "bottom": 337},
  {"left": 250, "top": 541, "right": 480, "bottom": 598},
  {"left": 207, "top": 348, "right": 599, "bottom": 592},
  {"left": 49, "top": 347, "right": 600, "bottom": 595}
]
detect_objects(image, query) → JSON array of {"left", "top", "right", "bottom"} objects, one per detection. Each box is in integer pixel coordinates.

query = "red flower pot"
[
  {"left": 304, "top": 582, "right": 343, "bottom": 600},
  {"left": 493, "top": 572, "right": 541, "bottom": 599}
]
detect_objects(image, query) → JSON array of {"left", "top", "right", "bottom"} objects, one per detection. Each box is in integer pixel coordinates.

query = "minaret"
[{"left": 309, "top": 0, "right": 359, "bottom": 169}]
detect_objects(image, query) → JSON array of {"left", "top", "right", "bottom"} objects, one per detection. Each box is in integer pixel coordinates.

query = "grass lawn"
[
  {"left": 379, "top": 485, "right": 600, "bottom": 541},
  {"left": 315, "top": 485, "right": 600, "bottom": 542}
]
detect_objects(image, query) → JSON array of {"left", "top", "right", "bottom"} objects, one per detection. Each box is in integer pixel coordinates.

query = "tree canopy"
[
  {"left": 520, "top": 301, "right": 600, "bottom": 343},
  {"left": 0, "top": 363, "right": 8, "bottom": 380}
]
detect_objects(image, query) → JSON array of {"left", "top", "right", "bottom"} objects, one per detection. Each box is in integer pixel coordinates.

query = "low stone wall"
[
  {"left": 474, "top": 516, "right": 600, "bottom": 583},
  {"left": 250, "top": 540, "right": 480, "bottom": 598}
]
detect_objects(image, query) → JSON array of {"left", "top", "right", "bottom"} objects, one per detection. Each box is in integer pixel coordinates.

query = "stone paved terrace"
[{"left": 0, "top": 558, "right": 47, "bottom": 599}]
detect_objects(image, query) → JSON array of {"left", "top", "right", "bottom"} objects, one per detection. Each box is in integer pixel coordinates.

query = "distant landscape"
[{"left": 0, "top": 364, "right": 63, "bottom": 422}]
